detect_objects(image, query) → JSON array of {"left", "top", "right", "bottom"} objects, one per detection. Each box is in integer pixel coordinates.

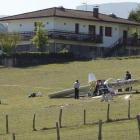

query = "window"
[
  {"left": 34, "top": 22, "right": 37, "bottom": 27},
  {"left": 34, "top": 22, "right": 37, "bottom": 31},
  {"left": 75, "top": 23, "right": 79, "bottom": 34},
  {"left": 105, "top": 27, "right": 112, "bottom": 37},
  {"left": 100, "top": 26, "right": 103, "bottom": 36}
]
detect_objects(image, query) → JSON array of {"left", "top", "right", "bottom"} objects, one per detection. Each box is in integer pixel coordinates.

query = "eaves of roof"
[{"left": 0, "top": 7, "right": 140, "bottom": 27}]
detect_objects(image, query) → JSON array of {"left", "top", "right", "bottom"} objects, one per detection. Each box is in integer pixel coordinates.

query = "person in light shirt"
[{"left": 74, "top": 80, "right": 80, "bottom": 99}]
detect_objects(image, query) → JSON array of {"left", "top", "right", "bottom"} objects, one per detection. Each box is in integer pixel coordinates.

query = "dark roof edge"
[
  {"left": 0, "top": 14, "right": 140, "bottom": 27},
  {"left": 0, "top": 7, "right": 56, "bottom": 20},
  {"left": 54, "top": 16, "right": 140, "bottom": 26},
  {"left": 1, "top": 7, "right": 140, "bottom": 25},
  {"left": 0, "top": 16, "right": 54, "bottom": 21}
]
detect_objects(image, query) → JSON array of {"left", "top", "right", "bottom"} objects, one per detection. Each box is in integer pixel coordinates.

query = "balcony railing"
[
  {"left": 124, "top": 37, "right": 140, "bottom": 46},
  {"left": 48, "top": 30, "right": 103, "bottom": 43},
  {"left": 0, "top": 30, "right": 103, "bottom": 43}
]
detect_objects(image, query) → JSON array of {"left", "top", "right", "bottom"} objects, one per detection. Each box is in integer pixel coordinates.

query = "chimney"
[{"left": 93, "top": 6, "right": 99, "bottom": 18}]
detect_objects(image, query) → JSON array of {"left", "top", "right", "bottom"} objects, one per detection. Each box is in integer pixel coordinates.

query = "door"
[
  {"left": 75, "top": 23, "right": 79, "bottom": 34},
  {"left": 123, "top": 30, "right": 127, "bottom": 43},
  {"left": 89, "top": 25, "right": 95, "bottom": 40}
]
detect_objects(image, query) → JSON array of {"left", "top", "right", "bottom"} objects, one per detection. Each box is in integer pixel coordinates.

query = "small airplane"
[{"left": 48, "top": 73, "right": 140, "bottom": 98}]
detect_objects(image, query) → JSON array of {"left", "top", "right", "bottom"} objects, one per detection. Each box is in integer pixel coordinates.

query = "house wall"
[
  {"left": 119, "top": 26, "right": 133, "bottom": 38},
  {"left": 8, "top": 17, "right": 54, "bottom": 32},
  {"left": 6, "top": 17, "right": 139, "bottom": 48},
  {"left": 54, "top": 18, "right": 120, "bottom": 47}
]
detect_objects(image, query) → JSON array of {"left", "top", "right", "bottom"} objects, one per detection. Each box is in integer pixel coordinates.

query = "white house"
[{"left": 0, "top": 6, "right": 140, "bottom": 58}]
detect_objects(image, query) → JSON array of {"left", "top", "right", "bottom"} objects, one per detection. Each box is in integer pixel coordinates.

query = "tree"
[
  {"left": 30, "top": 21, "right": 50, "bottom": 52},
  {"left": 128, "top": 4, "right": 140, "bottom": 22},
  {"left": 0, "top": 31, "right": 21, "bottom": 53},
  {"left": 128, "top": 10, "right": 138, "bottom": 22}
]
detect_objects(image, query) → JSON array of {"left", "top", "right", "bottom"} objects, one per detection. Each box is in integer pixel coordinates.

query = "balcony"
[
  {"left": 124, "top": 37, "right": 140, "bottom": 46},
  {"left": 0, "top": 30, "right": 103, "bottom": 44},
  {"left": 48, "top": 30, "right": 103, "bottom": 43}
]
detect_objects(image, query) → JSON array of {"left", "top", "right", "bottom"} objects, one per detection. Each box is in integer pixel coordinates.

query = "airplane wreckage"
[{"left": 48, "top": 73, "right": 140, "bottom": 99}]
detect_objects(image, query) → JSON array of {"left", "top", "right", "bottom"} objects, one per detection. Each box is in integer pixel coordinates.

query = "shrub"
[{"left": 0, "top": 52, "right": 74, "bottom": 59}]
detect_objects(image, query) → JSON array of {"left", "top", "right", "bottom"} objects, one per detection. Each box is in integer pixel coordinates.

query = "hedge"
[{"left": 0, "top": 52, "right": 74, "bottom": 59}]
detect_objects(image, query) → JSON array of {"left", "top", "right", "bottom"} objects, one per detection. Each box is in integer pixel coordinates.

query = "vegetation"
[
  {"left": 0, "top": 52, "right": 73, "bottom": 59},
  {"left": 0, "top": 58, "right": 140, "bottom": 139},
  {"left": 128, "top": 4, "right": 140, "bottom": 22},
  {"left": 30, "top": 21, "right": 50, "bottom": 52},
  {"left": 0, "top": 31, "right": 21, "bottom": 53}
]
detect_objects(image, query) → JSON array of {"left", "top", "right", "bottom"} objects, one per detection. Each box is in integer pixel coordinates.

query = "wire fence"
[
  {"left": 1, "top": 99, "right": 140, "bottom": 139},
  {"left": 12, "top": 119, "right": 139, "bottom": 140}
]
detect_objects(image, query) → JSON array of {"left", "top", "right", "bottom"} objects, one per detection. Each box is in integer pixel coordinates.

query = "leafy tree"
[
  {"left": 0, "top": 31, "right": 21, "bottom": 53},
  {"left": 128, "top": 4, "right": 140, "bottom": 22},
  {"left": 30, "top": 21, "right": 50, "bottom": 52}
]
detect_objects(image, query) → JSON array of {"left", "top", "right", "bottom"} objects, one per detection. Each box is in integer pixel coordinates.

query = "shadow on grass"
[
  {"left": 39, "top": 117, "right": 138, "bottom": 132},
  {"left": 1, "top": 103, "right": 8, "bottom": 105}
]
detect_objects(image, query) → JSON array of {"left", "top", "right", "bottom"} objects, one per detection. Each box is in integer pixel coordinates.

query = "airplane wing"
[
  {"left": 48, "top": 85, "right": 89, "bottom": 98},
  {"left": 104, "top": 78, "right": 140, "bottom": 92},
  {"left": 48, "top": 73, "right": 97, "bottom": 98}
]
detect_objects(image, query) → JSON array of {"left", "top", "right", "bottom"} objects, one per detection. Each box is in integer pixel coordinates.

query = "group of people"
[{"left": 73, "top": 71, "right": 132, "bottom": 99}]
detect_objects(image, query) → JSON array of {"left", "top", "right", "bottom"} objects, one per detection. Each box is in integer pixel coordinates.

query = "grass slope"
[{"left": 0, "top": 58, "right": 140, "bottom": 139}]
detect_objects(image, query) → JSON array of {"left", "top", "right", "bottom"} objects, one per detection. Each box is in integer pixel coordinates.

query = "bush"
[{"left": 0, "top": 52, "right": 74, "bottom": 59}]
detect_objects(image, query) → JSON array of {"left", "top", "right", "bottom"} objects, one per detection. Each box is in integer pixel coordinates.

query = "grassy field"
[{"left": 0, "top": 58, "right": 140, "bottom": 139}]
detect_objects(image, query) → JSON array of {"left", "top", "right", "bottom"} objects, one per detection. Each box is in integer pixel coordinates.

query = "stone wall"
[{"left": 0, "top": 57, "right": 73, "bottom": 67}]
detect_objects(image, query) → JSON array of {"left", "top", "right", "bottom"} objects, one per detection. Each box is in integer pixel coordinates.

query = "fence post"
[
  {"left": 59, "top": 109, "right": 62, "bottom": 128},
  {"left": 12, "top": 133, "right": 15, "bottom": 140},
  {"left": 137, "top": 115, "right": 140, "bottom": 140},
  {"left": 0, "top": 97, "right": 1, "bottom": 104},
  {"left": 128, "top": 100, "right": 130, "bottom": 119},
  {"left": 56, "top": 122, "right": 60, "bottom": 140},
  {"left": 98, "top": 120, "right": 102, "bottom": 140},
  {"left": 84, "top": 110, "right": 86, "bottom": 125},
  {"left": 6, "top": 115, "right": 9, "bottom": 134},
  {"left": 107, "top": 104, "right": 110, "bottom": 122},
  {"left": 33, "top": 114, "right": 36, "bottom": 131}
]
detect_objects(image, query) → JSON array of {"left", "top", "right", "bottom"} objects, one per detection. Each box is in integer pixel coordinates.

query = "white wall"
[
  {"left": 7, "top": 17, "right": 54, "bottom": 32},
  {"left": 119, "top": 26, "right": 133, "bottom": 38},
  {"left": 6, "top": 17, "right": 138, "bottom": 48},
  {"left": 54, "top": 18, "right": 120, "bottom": 47}
]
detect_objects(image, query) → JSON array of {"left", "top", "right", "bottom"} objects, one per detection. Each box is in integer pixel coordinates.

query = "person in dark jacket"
[
  {"left": 126, "top": 71, "right": 131, "bottom": 80},
  {"left": 125, "top": 71, "right": 132, "bottom": 91}
]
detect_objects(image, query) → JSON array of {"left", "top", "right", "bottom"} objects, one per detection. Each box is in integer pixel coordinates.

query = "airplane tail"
[{"left": 88, "top": 73, "right": 97, "bottom": 91}]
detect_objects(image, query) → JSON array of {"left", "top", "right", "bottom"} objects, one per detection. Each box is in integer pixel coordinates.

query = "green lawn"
[{"left": 0, "top": 58, "right": 140, "bottom": 140}]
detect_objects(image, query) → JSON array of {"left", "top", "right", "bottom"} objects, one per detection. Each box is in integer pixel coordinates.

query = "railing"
[
  {"left": 103, "top": 36, "right": 124, "bottom": 57},
  {"left": 0, "top": 30, "right": 103, "bottom": 43},
  {"left": 124, "top": 37, "right": 140, "bottom": 46},
  {"left": 109, "top": 36, "right": 124, "bottom": 49},
  {"left": 48, "top": 29, "right": 103, "bottom": 43},
  {"left": 103, "top": 36, "right": 140, "bottom": 57}
]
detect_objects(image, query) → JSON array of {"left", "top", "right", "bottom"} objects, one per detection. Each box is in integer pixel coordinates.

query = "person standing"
[
  {"left": 125, "top": 71, "right": 132, "bottom": 91},
  {"left": 126, "top": 71, "right": 131, "bottom": 80},
  {"left": 74, "top": 80, "right": 80, "bottom": 99}
]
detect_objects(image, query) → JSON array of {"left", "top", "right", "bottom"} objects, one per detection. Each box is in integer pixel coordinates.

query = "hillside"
[
  {"left": 0, "top": 58, "right": 140, "bottom": 139},
  {"left": 77, "top": 2, "right": 139, "bottom": 19},
  {"left": 0, "top": 15, "right": 8, "bottom": 18},
  {"left": 0, "top": 16, "right": 8, "bottom": 32}
]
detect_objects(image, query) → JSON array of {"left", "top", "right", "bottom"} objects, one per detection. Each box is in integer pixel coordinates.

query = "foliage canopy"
[
  {"left": 0, "top": 31, "right": 21, "bottom": 53},
  {"left": 128, "top": 4, "right": 140, "bottom": 22},
  {"left": 30, "top": 21, "right": 50, "bottom": 52}
]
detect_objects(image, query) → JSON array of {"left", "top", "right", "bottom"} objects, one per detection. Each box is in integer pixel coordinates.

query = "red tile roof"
[{"left": 0, "top": 7, "right": 140, "bottom": 26}]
